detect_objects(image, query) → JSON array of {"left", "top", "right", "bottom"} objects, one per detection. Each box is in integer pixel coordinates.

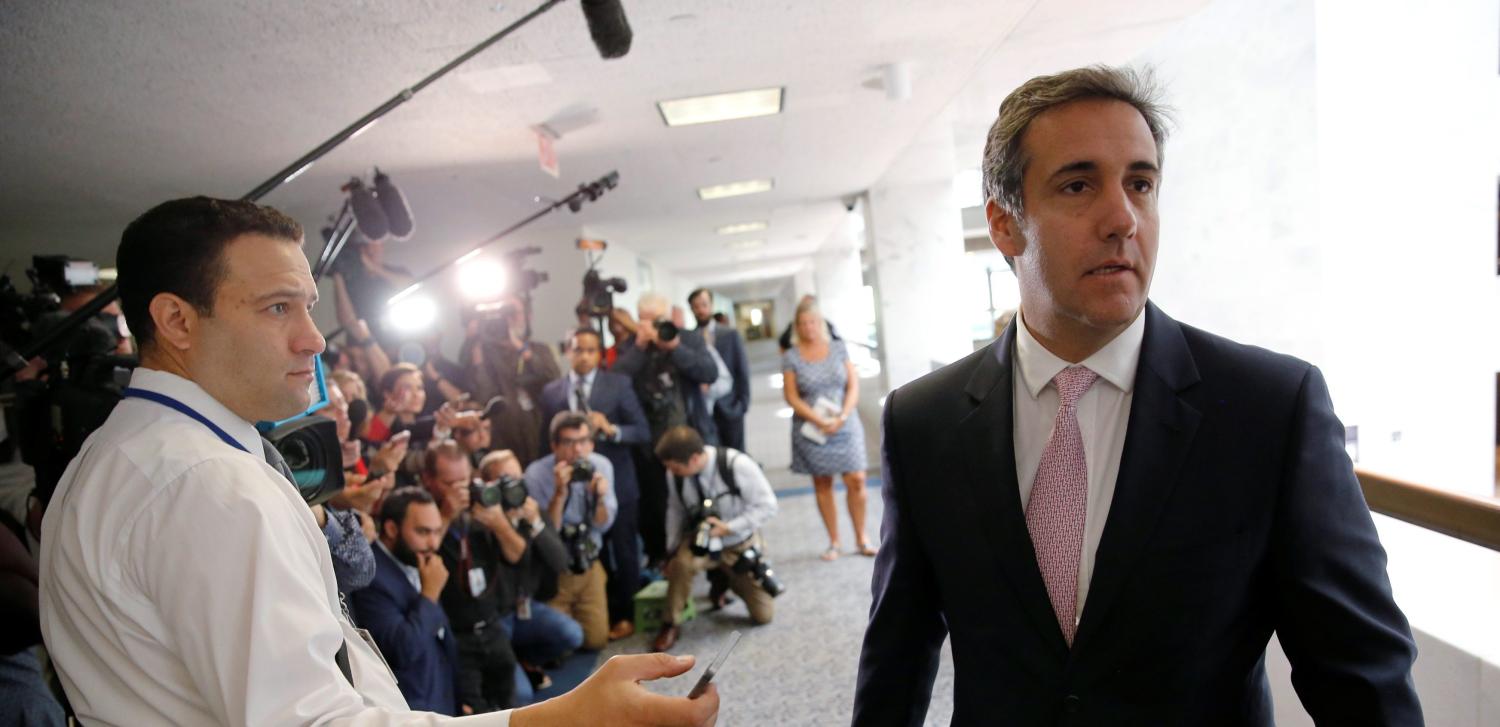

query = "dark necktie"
[
  {"left": 575, "top": 381, "right": 591, "bottom": 413},
  {"left": 265, "top": 437, "right": 354, "bottom": 683},
  {"left": 260, "top": 438, "right": 296, "bottom": 485}
]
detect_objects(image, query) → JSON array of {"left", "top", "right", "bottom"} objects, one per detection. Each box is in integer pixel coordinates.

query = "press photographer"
[
  {"left": 538, "top": 327, "right": 649, "bottom": 641},
  {"left": 474, "top": 450, "right": 583, "bottom": 706},
  {"left": 522, "top": 412, "right": 616, "bottom": 651},
  {"left": 652, "top": 426, "right": 780, "bottom": 653},
  {"left": 466, "top": 294, "right": 560, "bottom": 468},
  {"left": 611, "top": 292, "right": 720, "bottom": 565}
]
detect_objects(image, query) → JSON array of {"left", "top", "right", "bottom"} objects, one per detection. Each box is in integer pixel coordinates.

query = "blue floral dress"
[{"left": 784, "top": 340, "right": 867, "bottom": 475}]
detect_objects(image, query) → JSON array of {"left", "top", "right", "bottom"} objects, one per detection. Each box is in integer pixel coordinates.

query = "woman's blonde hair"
[{"left": 792, "top": 298, "right": 826, "bottom": 345}]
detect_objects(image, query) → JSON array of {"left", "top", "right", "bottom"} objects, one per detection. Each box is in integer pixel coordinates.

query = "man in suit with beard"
[{"left": 852, "top": 65, "right": 1421, "bottom": 726}]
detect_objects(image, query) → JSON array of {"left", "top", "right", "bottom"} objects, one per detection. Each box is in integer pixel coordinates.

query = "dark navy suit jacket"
[
  {"left": 349, "top": 545, "right": 459, "bottom": 716},
  {"left": 539, "top": 369, "right": 650, "bottom": 505},
  {"left": 853, "top": 303, "right": 1421, "bottom": 726}
]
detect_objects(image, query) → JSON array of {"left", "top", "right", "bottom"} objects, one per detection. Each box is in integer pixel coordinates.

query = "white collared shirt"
[
  {"left": 567, "top": 368, "right": 598, "bottom": 412},
  {"left": 39, "top": 367, "right": 508, "bottom": 726},
  {"left": 1011, "top": 308, "right": 1146, "bottom": 621}
]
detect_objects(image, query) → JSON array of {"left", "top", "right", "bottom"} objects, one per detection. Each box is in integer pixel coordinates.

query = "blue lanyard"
[{"left": 121, "top": 388, "right": 251, "bottom": 454}]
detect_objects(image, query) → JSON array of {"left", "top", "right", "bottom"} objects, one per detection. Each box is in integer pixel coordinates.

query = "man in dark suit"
[
  {"left": 853, "top": 66, "right": 1421, "bottom": 726},
  {"left": 540, "top": 327, "right": 651, "bottom": 640},
  {"left": 350, "top": 487, "right": 460, "bottom": 715},
  {"left": 689, "top": 288, "right": 753, "bottom": 453}
]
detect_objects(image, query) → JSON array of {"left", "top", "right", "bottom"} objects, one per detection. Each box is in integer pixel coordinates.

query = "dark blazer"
[
  {"left": 853, "top": 302, "right": 1421, "bottom": 726},
  {"left": 350, "top": 546, "right": 460, "bottom": 716},
  {"left": 612, "top": 329, "right": 720, "bottom": 445},
  {"left": 539, "top": 369, "right": 650, "bottom": 505}
]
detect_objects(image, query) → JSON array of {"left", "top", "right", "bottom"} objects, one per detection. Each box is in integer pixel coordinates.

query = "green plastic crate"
[{"left": 633, "top": 579, "right": 696, "bottom": 632}]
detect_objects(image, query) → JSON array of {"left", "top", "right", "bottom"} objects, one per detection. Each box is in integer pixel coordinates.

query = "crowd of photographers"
[
  {"left": 253, "top": 248, "right": 779, "bottom": 716},
  {"left": 0, "top": 239, "right": 780, "bottom": 718}
]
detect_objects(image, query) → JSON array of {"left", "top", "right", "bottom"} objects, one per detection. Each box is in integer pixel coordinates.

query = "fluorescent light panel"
[
  {"left": 658, "top": 87, "right": 783, "bottom": 127},
  {"left": 716, "top": 221, "right": 768, "bottom": 235},
  {"left": 698, "top": 178, "right": 774, "bottom": 201}
]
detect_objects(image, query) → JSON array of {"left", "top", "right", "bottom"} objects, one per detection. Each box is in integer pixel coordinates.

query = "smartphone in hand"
[{"left": 688, "top": 630, "right": 742, "bottom": 699}]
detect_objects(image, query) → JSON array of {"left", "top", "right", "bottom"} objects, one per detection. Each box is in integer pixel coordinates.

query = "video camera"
[{"left": 1, "top": 257, "right": 135, "bottom": 505}]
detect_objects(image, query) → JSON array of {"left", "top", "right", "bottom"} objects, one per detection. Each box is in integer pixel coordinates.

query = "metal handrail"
[{"left": 1356, "top": 468, "right": 1500, "bottom": 552}]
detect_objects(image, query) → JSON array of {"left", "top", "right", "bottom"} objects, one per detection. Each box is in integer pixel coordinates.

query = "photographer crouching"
[
  {"left": 652, "top": 426, "right": 781, "bottom": 653},
  {"left": 522, "top": 412, "right": 616, "bottom": 651}
]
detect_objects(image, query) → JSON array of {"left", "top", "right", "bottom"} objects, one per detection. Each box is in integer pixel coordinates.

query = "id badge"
[
  {"left": 468, "top": 567, "right": 487, "bottom": 598},
  {"left": 658, "top": 372, "right": 674, "bottom": 389},
  {"left": 517, "top": 596, "right": 532, "bottom": 621},
  {"left": 517, "top": 390, "right": 535, "bottom": 412}
]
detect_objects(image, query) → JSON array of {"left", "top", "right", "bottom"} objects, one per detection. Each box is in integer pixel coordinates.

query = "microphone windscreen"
[
  {"left": 347, "top": 178, "right": 389, "bottom": 241},
  {"left": 580, "top": 0, "right": 632, "bottom": 59},
  {"left": 373, "top": 169, "right": 415, "bottom": 240}
]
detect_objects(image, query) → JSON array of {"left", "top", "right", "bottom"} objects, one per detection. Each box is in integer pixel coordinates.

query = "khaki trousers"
[
  {"left": 547, "top": 560, "right": 609, "bottom": 650},
  {"left": 665, "top": 535, "right": 775, "bottom": 626}
]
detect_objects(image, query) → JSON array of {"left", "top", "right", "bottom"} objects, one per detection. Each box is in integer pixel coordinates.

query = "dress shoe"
[
  {"left": 609, "top": 620, "right": 635, "bottom": 641},
  {"left": 652, "top": 624, "right": 680, "bottom": 652}
]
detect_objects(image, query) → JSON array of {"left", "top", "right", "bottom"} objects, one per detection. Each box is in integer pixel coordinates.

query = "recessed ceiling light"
[
  {"left": 716, "top": 221, "right": 768, "bottom": 235},
  {"left": 659, "top": 87, "right": 783, "bottom": 127},
  {"left": 726, "top": 239, "right": 765, "bottom": 250},
  {"left": 697, "top": 178, "right": 774, "bottom": 201}
]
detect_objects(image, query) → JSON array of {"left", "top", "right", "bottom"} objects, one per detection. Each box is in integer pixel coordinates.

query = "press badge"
[
  {"left": 468, "top": 567, "right": 487, "bottom": 597},
  {"left": 517, "top": 596, "right": 532, "bottom": 621},
  {"left": 517, "top": 390, "right": 535, "bottom": 412}
]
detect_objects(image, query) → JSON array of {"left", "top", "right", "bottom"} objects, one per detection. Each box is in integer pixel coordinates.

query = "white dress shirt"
[
  {"left": 39, "top": 367, "right": 509, "bottom": 726},
  {"left": 1011, "top": 309, "right": 1146, "bottom": 622},
  {"left": 567, "top": 369, "right": 597, "bottom": 413}
]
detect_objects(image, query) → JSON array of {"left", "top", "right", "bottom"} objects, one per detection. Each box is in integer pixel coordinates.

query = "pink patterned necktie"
[{"left": 1025, "top": 365, "right": 1099, "bottom": 646}]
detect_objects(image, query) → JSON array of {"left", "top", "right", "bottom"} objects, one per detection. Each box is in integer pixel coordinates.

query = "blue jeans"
[{"left": 500, "top": 601, "right": 585, "bottom": 705}]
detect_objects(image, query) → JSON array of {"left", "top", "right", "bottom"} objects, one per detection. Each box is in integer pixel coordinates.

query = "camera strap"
[{"left": 121, "top": 388, "right": 250, "bottom": 454}]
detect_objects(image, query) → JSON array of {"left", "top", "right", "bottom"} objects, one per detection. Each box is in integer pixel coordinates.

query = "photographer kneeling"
[
  {"left": 652, "top": 426, "right": 781, "bottom": 653},
  {"left": 522, "top": 412, "right": 616, "bottom": 651}
]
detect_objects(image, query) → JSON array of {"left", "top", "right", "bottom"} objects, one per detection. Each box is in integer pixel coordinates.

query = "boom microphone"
[
  {"left": 580, "top": 0, "right": 632, "bottom": 59},
  {"left": 345, "top": 177, "right": 389, "bottom": 241},
  {"left": 373, "top": 168, "right": 415, "bottom": 240}
]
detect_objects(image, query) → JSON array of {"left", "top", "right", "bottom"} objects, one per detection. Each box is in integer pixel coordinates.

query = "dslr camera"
[
  {"left": 651, "top": 317, "right": 679, "bottom": 343},
  {"left": 559, "top": 521, "right": 599, "bottom": 574},
  {"left": 470, "top": 473, "right": 527, "bottom": 511},
  {"left": 687, "top": 497, "right": 722, "bottom": 558},
  {"left": 732, "top": 545, "right": 786, "bottom": 598}
]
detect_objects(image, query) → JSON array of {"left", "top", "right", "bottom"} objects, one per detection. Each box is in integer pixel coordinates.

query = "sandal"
[
  {"left": 821, "top": 545, "right": 840, "bottom": 562},
  {"left": 856, "top": 542, "right": 878, "bottom": 557}
]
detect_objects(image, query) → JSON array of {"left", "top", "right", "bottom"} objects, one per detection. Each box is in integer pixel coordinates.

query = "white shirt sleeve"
[
  {"left": 132, "top": 457, "right": 510, "bottom": 727},
  {"left": 722, "top": 455, "right": 777, "bottom": 537}
]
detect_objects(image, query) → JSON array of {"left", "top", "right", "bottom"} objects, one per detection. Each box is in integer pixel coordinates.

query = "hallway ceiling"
[{"left": 0, "top": 0, "right": 1207, "bottom": 287}]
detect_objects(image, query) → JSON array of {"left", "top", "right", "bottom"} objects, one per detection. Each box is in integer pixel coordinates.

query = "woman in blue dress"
[{"left": 782, "top": 299, "right": 873, "bottom": 561}]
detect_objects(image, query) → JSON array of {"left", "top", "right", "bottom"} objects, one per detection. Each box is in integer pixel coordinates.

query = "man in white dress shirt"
[{"left": 38, "top": 196, "right": 718, "bottom": 726}]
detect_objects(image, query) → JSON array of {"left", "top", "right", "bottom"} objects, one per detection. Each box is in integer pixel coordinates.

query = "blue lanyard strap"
[{"left": 121, "top": 387, "right": 251, "bottom": 454}]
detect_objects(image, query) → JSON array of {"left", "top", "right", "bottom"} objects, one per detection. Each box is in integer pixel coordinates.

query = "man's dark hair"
[
  {"left": 687, "top": 288, "right": 712, "bottom": 307},
  {"left": 549, "top": 410, "right": 591, "bottom": 445},
  {"left": 117, "top": 196, "right": 303, "bottom": 349},
  {"left": 570, "top": 327, "right": 603, "bottom": 348},
  {"left": 378, "top": 486, "right": 436, "bottom": 529},
  {"left": 654, "top": 425, "right": 705, "bottom": 464}
]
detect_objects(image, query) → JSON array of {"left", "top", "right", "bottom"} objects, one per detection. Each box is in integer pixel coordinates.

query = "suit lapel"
[
  {"left": 1072, "top": 303, "right": 1202, "bottom": 653},
  {"left": 957, "top": 322, "right": 1071, "bottom": 656}
]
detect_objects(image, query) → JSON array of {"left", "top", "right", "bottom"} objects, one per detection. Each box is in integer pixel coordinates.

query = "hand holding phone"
[{"left": 688, "top": 630, "right": 741, "bottom": 699}]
